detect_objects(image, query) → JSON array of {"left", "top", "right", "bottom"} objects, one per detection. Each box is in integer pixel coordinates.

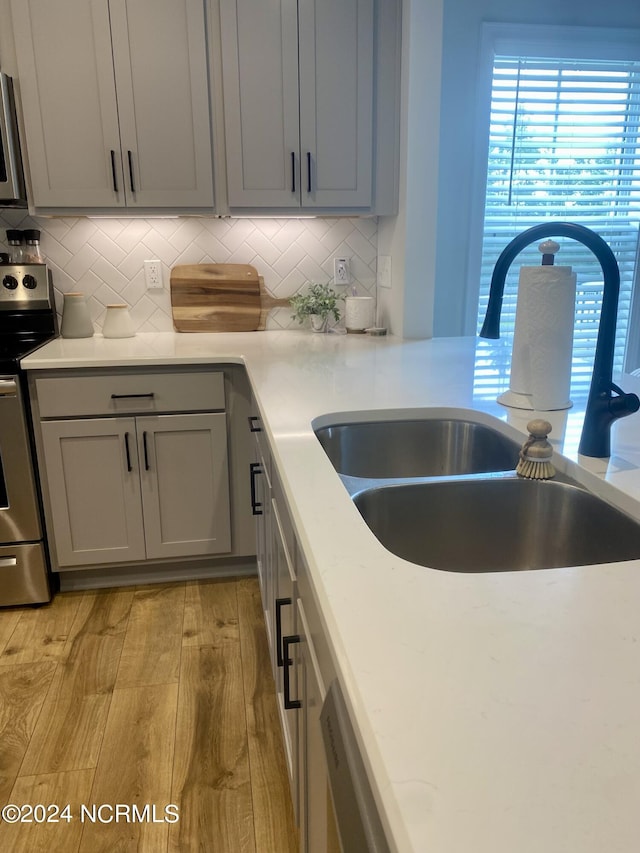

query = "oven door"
[{"left": 0, "top": 376, "right": 42, "bottom": 543}]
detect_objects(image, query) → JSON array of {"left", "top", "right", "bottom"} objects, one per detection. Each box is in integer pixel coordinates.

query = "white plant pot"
[{"left": 309, "top": 314, "right": 328, "bottom": 333}]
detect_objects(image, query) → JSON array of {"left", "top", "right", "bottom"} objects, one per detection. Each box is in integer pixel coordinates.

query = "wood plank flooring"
[{"left": 0, "top": 578, "right": 298, "bottom": 853}]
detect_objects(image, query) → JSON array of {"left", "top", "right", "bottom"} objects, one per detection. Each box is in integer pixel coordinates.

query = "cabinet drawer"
[{"left": 36, "top": 371, "right": 225, "bottom": 418}]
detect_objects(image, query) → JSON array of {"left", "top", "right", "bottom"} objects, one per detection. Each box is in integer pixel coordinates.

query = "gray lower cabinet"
[
  {"left": 295, "top": 599, "right": 341, "bottom": 853},
  {"left": 11, "top": 0, "right": 214, "bottom": 211},
  {"left": 40, "top": 413, "right": 231, "bottom": 568},
  {"left": 249, "top": 407, "right": 340, "bottom": 852},
  {"left": 34, "top": 369, "right": 231, "bottom": 570},
  {"left": 271, "top": 496, "right": 298, "bottom": 809},
  {"left": 220, "top": 0, "right": 399, "bottom": 213}
]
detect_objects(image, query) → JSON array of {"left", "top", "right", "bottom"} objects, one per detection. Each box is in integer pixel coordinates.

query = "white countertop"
[{"left": 22, "top": 331, "right": 640, "bottom": 853}]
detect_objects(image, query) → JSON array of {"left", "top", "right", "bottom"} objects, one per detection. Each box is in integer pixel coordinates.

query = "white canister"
[
  {"left": 102, "top": 304, "right": 135, "bottom": 338},
  {"left": 345, "top": 296, "right": 375, "bottom": 333},
  {"left": 60, "top": 292, "right": 94, "bottom": 338}
]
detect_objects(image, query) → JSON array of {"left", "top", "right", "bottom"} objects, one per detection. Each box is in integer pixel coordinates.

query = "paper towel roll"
[
  {"left": 345, "top": 296, "right": 375, "bottom": 332},
  {"left": 503, "top": 265, "right": 576, "bottom": 411}
]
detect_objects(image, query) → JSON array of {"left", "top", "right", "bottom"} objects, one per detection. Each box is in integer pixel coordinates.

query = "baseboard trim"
[{"left": 58, "top": 556, "right": 257, "bottom": 592}]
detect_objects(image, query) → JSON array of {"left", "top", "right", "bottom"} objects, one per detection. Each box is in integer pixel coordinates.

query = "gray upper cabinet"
[
  {"left": 11, "top": 0, "right": 214, "bottom": 212},
  {"left": 297, "top": 0, "right": 373, "bottom": 209},
  {"left": 220, "top": 0, "right": 396, "bottom": 213}
]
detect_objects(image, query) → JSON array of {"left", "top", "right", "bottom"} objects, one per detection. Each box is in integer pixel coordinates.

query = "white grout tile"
[
  {"left": 65, "top": 243, "right": 101, "bottom": 280},
  {"left": 87, "top": 228, "right": 128, "bottom": 267},
  {"left": 0, "top": 214, "right": 377, "bottom": 333}
]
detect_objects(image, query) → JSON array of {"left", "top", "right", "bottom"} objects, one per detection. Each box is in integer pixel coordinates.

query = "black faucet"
[{"left": 479, "top": 222, "right": 639, "bottom": 458}]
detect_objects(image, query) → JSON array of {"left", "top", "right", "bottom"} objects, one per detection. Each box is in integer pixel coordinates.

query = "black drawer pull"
[
  {"left": 275, "top": 597, "right": 292, "bottom": 667},
  {"left": 124, "top": 432, "right": 132, "bottom": 472},
  {"left": 142, "top": 431, "right": 150, "bottom": 471},
  {"left": 291, "top": 151, "right": 296, "bottom": 193},
  {"left": 249, "top": 462, "right": 263, "bottom": 515},
  {"left": 248, "top": 415, "right": 262, "bottom": 433},
  {"left": 111, "top": 393, "right": 155, "bottom": 400},
  {"left": 283, "top": 634, "right": 301, "bottom": 709},
  {"left": 127, "top": 150, "right": 135, "bottom": 193},
  {"left": 306, "top": 151, "right": 312, "bottom": 193},
  {"left": 110, "top": 149, "right": 118, "bottom": 193}
]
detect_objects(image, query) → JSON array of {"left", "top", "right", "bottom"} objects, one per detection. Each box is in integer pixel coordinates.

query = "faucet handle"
[{"left": 538, "top": 240, "right": 560, "bottom": 266}]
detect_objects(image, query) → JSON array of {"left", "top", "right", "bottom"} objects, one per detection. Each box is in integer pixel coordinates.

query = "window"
[{"left": 474, "top": 29, "right": 640, "bottom": 400}]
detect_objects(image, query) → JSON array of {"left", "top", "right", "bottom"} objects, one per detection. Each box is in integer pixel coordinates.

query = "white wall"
[
  {"left": 434, "top": 0, "right": 640, "bottom": 337},
  {"left": 377, "top": 0, "right": 443, "bottom": 339}
]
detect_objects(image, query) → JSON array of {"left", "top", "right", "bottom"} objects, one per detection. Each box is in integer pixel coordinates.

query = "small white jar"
[
  {"left": 61, "top": 292, "right": 94, "bottom": 338},
  {"left": 102, "top": 304, "right": 135, "bottom": 338},
  {"left": 345, "top": 296, "right": 375, "bottom": 333}
]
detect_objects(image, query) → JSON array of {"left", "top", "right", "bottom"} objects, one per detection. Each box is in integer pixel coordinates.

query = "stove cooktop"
[{"left": 0, "top": 264, "right": 58, "bottom": 373}]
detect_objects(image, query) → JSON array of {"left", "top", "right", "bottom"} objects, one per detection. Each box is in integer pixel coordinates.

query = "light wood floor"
[{"left": 0, "top": 577, "right": 298, "bottom": 853}]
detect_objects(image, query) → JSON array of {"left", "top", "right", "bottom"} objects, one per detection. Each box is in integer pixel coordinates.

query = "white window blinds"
[{"left": 477, "top": 56, "right": 640, "bottom": 399}]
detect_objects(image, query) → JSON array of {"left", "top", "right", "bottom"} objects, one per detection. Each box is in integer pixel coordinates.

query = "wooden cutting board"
[{"left": 170, "top": 263, "right": 290, "bottom": 332}]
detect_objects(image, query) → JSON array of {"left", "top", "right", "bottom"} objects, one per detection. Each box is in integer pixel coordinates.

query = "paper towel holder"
[{"left": 497, "top": 238, "right": 576, "bottom": 412}]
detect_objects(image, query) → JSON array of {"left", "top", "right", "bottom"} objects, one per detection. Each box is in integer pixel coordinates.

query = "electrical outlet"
[
  {"left": 334, "top": 257, "right": 351, "bottom": 285},
  {"left": 378, "top": 255, "right": 392, "bottom": 289},
  {"left": 144, "top": 260, "right": 163, "bottom": 290}
]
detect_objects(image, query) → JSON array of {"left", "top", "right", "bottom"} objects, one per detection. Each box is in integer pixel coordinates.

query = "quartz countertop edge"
[{"left": 21, "top": 331, "right": 640, "bottom": 853}]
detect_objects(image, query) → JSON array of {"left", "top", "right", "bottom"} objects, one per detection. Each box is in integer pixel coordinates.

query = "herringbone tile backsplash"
[{"left": 0, "top": 212, "right": 378, "bottom": 332}]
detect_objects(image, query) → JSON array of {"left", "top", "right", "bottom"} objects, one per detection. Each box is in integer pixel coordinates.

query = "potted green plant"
[{"left": 289, "top": 282, "right": 342, "bottom": 332}]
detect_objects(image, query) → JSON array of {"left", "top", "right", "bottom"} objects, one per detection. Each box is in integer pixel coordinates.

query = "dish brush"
[{"left": 516, "top": 419, "right": 556, "bottom": 480}]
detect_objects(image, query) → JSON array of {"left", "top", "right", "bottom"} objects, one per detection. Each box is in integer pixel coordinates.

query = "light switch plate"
[{"left": 378, "top": 255, "right": 391, "bottom": 289}]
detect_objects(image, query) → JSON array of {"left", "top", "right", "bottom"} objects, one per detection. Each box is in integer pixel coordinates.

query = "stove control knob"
[
  {"left": 22, "top": 274, "right": 37, "bottom": 290},
  {"left": 2, "top": 275, "right": 18, "bottom": 290}
]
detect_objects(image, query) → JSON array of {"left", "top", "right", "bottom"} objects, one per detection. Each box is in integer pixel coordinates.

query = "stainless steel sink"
[
  {"left": 315, "top": 418, "right": 520, "bottom": 479},
  {"left": 353, "top": 477, "right": 640, "bottom": 571}
]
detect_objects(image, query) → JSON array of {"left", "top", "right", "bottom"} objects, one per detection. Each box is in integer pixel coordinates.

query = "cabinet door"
[
  {"left": 109, "top": 0, "right": 214, "bottom": 208},
  {"left": 138, "top": 413, "right": 231, "bottom": 560},
  {"left": 296, "top": 600, "right": 341, "bottom": 853},
  {"left": 251, "top": 447, "right": 271, "bottom": 628},
  {"left": 250, "top": 428, "right": 277, "bottom": 662},
  {"left": 298, "top": 0, "right": 374, "bottom": 208},
  {"left": 272, "top": 499, "right": 298, "bottom": 802},
  {"left": 40, "top": 418, "right": 146, "bottom": 567},
  {"left": 219, "top": 0, "right": 300, "bottom": 207},
  {"left": 11, "top": 0, "right": 124, "bottom": 208}
]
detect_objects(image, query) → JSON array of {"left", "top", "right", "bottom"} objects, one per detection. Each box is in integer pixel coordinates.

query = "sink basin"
[
  {"left": 315, "top": 418, "right": 520, "bottom": 479},
  {"left": 353, "top": 477, "right": 640, "bottom": 571}
]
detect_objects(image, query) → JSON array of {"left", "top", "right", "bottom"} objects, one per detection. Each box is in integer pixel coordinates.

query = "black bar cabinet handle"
[
  {"left": 127, "top": 150, "right": 135, "bottom": 193},
  {"left": 283, "top": 634, "right": 301, "bottom": 709},
  {"left": 111, "top": 393, "right": 155, "bottom": 400},
  {"left": 124, "top": 432, "right": 132, "bottom": 472},
  {"left": 291, "top": 151, "right": 296, "bottom": 193},
  {"left": 306, "top": 151, "right": 312, "bottom": 193},
  {"left": 143, "top": 431, "right": 150, "bottom": 471},
  {"left": 249, "top": 462, "right": 263, "bottom": 515},
  {"left": 248, "top": 415, "right": 262, "bottom": 433},
  {"left": 275, "top": 597, "right": 292, "bottom": 667},
  {"left": 110, "top": 149, "right": 118, "bottom": 193}
]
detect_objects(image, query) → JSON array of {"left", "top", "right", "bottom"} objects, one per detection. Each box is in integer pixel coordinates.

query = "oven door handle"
[{"left": 0, "top": 379, "right": 17, "bottom": 397}]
